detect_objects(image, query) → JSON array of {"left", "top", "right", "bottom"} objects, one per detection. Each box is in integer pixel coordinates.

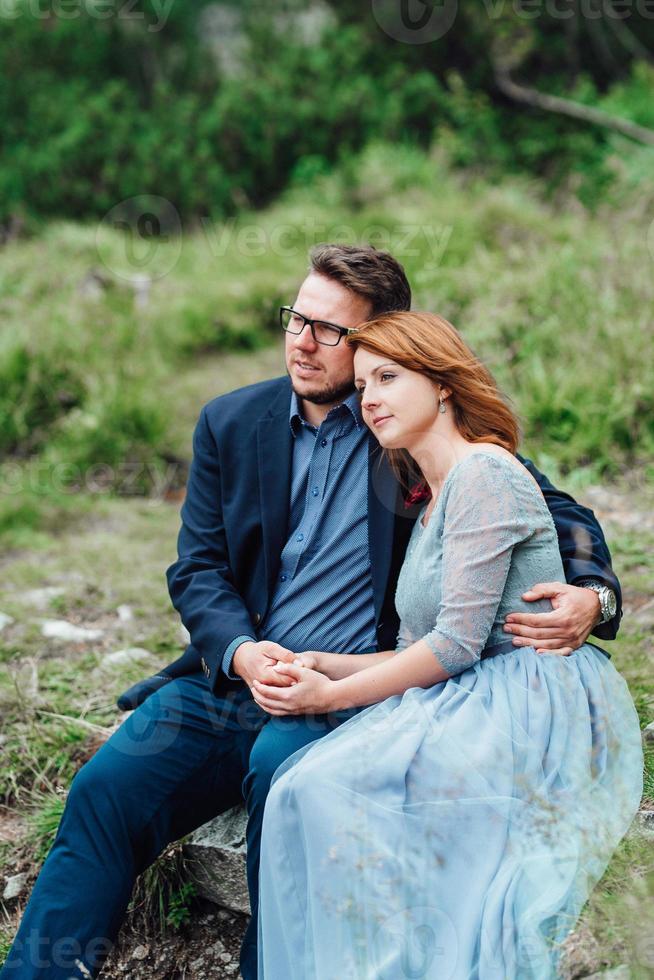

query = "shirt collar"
[{"left": 289, "top": 388, "right": 363, "bottom": 436}]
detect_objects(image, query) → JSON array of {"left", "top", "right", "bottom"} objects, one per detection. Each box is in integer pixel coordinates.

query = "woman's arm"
[
  {"left": 300, "top": 650, "right": 395, "bottom": 680},
  {"left": 292, "top": 618, "right": 417, "bottom": 680}
]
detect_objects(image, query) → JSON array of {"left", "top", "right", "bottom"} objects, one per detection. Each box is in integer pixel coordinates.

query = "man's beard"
[{"left": 290, "top": 375, "right": 356, "bottom": 406}]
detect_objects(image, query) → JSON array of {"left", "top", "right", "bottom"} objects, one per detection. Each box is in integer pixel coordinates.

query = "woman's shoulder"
[{"left": 446, "top": 446, "right": 538, "bottom": 489}]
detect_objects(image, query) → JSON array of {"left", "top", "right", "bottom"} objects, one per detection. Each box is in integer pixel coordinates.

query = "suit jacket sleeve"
[
  {"left": 517, "top": 454, "right": 622, "bottom": 640},
  {"left": 166, "top": 406, "right": 256, "bottom": 680}
]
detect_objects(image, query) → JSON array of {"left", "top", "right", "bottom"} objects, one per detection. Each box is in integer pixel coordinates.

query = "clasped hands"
[
  {"left": 233, "top": 639, "right": 333, "bottom": 716},
  {"left": 236, "top": 581, "right": 602, "bottom": 716}
]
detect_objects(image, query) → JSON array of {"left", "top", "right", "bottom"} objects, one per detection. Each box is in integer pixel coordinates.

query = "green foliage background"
[{"left": 1, "top": 4, "right": 653, "bottom": 971}]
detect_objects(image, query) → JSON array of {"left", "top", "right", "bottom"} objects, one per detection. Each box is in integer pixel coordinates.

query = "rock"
[
  {"left": 103, "top": 647, "right": 154, "bottom": 667},
  {"left": 41, "top": 620, "right": 103, "bottom": 642},
  {"left": 22, "top": 587, "right": 66, "bottom": 609},
  {"left": 117, "top": 604, "right": 134, "bottom": 623},
  {"left": 642, "top": 721, "right": 654, "bottom": 744},
  {"left": 634, "top": 810, "right": 654, "bottom": 835},
  {"left": 184, "top": 805, "right": 250, "bottom": 914},
  {"left": 559, "top": 926, "right": 603, "bottom": 979},
  {"left": 131, "top": 945, "right": 149, "bottom": 961},
  {"left": 211, "top": 940, "right": 226, "bottom": 955},
  {"left": 3, "top": 872, "right": 28, "bottom": 901},
  {"left": 0, "top": 612, "right": 14, "bottom": 632}
]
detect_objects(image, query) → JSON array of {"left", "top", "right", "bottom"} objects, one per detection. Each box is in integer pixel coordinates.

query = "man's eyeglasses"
[{"left": 280, "top": 307, "right": 358, "bottom": 347}]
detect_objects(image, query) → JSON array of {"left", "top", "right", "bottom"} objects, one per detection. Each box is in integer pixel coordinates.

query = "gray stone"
[
  {"left": 184, "top": 805, "right": 250, "bottom": 914},
  {"left": 41, "top": 620, "right": 103, "bottom": 642},
  {"left": 642, "top": 721, "right": 654, "bottom": 744},
  {"left": 131, "top": 945, "right": 149, "bottom": 961},
  {"left": 103, "top": 647, "right": 154, "bottom": 668},
  {"left": 634, "top": 810, "right": 654, "bottom": 834},
  {"left": 116, "top": 604, "right": 134, "bottom": 623},
  {"left": 0, "top": 612, "right": 14, "bottom": 632},
  {"left": 3, "top": 872, "right": 28, "bottom": 901},
  {"left": 23, "top": 587, "right": 66, "bottom": 609}
]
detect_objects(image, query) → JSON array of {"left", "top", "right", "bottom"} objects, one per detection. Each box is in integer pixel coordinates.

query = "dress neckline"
[{"left": 417, "top": 449, "right": 533, "bottom": 531}]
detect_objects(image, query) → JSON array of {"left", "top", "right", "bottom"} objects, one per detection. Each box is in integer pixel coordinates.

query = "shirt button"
[
  {"left": 280, "top": 573, "right": 288, "bottom": 582},
  {"left": 320, "top": 438, "right": 328, "bottom": 447},
  {"left": 296, "top": 533, "right": 304, "bottom": 542},
  {"left": 311, "top": 486, "right": 319, "bottom": 497}
]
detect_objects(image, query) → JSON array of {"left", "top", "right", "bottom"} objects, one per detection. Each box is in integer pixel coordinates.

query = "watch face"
[{"left": 606, "top": 590, "right": 617, "bottom": 618}]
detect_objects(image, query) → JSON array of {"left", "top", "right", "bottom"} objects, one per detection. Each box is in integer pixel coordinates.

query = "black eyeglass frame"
[{"left": 279, "top": 306, "right": 358, "bottom": 347}]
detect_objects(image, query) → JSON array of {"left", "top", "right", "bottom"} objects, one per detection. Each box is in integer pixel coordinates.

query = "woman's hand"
[
  {"left": 292, "top": 650, "right": 323, "bottom": 671},
  {"left": 251, "top": 662, "right": 337, "bottom": 715}
]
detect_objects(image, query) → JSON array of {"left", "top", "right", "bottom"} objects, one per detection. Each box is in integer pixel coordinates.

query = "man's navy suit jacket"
[{"left": 132, "top": 376, "right": 622, "bottom": 702}]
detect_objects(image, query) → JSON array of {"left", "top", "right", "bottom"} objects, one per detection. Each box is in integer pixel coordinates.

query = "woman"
[{"left": 252, "top": 312, "right": 643, "bottom": 979}]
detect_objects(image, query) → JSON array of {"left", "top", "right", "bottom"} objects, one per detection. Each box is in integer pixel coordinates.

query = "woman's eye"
[{"left": 380, "top": 373, "right": 396, "bottom": 382}]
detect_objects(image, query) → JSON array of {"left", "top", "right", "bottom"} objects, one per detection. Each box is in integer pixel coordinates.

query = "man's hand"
[
  {"left": 232, "top": 640, "right": 297, "bottom": 690},
  {"left": 504, "top": 582, "right": 601, "bottom": 656},
  {"left": 251, "top": 662, "right": 335, "bottom": 716}
]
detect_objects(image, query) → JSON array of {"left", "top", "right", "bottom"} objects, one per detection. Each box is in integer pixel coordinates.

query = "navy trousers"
[{"left": 1, "top": 672, "right": 361, "bottom": 980}]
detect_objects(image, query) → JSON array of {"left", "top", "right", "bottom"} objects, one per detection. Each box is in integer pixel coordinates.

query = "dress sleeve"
[{"left": 422, "top": 454, "right": 531, "bottom": 676}]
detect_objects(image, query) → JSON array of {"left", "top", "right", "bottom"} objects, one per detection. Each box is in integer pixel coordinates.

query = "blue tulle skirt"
[{"left": 258, "top": 644, "right": 643, "bottom": 979}]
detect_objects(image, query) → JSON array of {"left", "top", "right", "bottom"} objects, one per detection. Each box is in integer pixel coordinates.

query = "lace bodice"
[{"left": 394, "top": 451, "right": 566, "bottom": 675}]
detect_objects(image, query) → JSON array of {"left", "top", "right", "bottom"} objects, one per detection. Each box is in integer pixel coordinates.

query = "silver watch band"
[{"left": 577, "top": 580, "right": 616, "bottom": 624}]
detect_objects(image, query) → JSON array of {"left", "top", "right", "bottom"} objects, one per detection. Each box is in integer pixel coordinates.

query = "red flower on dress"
[{"left": 404, "top": 482, "right": 431, "bottom": 509}]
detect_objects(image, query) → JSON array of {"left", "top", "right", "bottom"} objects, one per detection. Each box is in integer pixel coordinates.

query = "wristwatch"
[{"left": 578, "top": 580, "right": 618, "bottom": 624}]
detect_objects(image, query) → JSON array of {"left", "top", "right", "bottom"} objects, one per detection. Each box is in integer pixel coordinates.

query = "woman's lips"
[{"left": 373, "top": 416, "right": 393, "bottom": 427}]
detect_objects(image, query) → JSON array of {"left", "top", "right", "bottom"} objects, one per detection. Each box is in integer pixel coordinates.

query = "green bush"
[{"left": 4, "top": 4, "right": 653, "bottom": 227}]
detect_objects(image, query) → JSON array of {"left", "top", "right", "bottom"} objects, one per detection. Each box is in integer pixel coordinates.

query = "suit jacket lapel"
[
  {"left": 367, "top": 432, "right": 400, "bottom": 624},
  {"left": 257, "top": 385, "right": 293, "bottom": 599}
]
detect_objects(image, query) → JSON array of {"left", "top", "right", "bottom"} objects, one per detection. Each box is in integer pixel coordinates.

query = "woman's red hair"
[{"left": 347, "top": 311, "right": 520, "bottom": 499}]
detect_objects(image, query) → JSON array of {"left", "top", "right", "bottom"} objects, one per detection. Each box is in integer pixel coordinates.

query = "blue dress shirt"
[{"left": 222, "top": 389, "right": 376, "bottom": 678}]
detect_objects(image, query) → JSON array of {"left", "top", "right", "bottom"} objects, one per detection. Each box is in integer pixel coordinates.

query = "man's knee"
[{"left": 244, "top": 717, "right": 326, "bottom": 808}]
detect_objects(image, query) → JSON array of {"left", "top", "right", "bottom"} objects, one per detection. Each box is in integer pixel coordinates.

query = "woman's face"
[{"left": 353, "top": 348, "right": 441, "bottom": 450}]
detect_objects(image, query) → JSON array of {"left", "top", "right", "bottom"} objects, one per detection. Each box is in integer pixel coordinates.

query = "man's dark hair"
[{"left": 309, "top": 243, "right": 411, "bottom": 317}]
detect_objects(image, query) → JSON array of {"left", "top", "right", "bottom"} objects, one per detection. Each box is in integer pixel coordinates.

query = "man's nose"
[{"left": 292, "top": 323, "right": 318, "bottom": 351}]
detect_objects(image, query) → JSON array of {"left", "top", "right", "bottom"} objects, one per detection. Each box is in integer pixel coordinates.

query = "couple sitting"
[{"left": 3, "top": 244, "right": 642, "bottom": 980}]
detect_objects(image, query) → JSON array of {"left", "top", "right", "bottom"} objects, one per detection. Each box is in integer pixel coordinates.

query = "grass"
[
  {"left": 1, "top": 147, "right": 653, "bottom": 972},
  {"left": 1, "top": 141, "right": 654, "bottom": 547}
]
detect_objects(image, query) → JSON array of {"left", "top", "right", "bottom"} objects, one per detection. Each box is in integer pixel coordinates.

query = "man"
[{"left": 2, "top": 245, "right": 620, "bottom": 980}]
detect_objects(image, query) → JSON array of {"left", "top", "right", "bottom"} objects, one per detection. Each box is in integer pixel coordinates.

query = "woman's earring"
[{"left": 439, "top": 397, "right": 446, "bottom": 414}]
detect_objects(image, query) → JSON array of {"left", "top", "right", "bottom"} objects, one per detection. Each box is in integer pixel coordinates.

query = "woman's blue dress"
[{"left": 258, "top": 452, "right": 643, "bottom": 979}]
